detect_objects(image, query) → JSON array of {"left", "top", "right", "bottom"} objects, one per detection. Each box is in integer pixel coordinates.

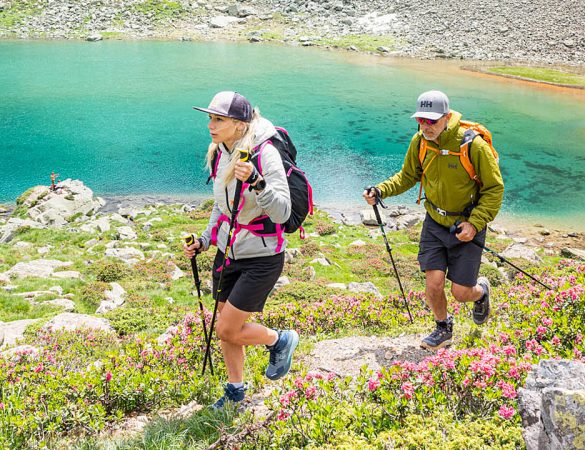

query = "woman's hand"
[
  {"left": 234, "top": 160, "right": 255, "bottom": 182},
  {"left": 183, "top": 238, "right": 202, "bottom": 259}
]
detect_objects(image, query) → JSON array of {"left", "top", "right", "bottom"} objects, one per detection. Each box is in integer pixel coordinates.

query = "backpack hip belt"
[
  {"left": 210, "top": 212, "right": 285, "bottom": 270},
  {"left": 425, "top": 198, "right": 476, "bottom": 218}
]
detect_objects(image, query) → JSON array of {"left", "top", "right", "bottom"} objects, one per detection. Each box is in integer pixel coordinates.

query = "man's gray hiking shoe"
[
  {"left": 420, "top": 317, "right": 453, "bottom": 350},
  {"left": 473, "top": 277, "right": 491, "bottom": 325},
  {"left": 211, "top": 383, "right": 247, "bottom": 410},
  {"left": 265, "top": 330, "right": 299, "bottom": 380}
]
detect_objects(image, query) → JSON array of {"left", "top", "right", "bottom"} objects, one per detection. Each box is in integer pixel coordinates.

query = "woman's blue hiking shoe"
[
  {"left": 265, "top": 330, "right": 299, "bottom": 380},
  {"left": 211, "top": 383, "right": 247, "bottom": 410}
]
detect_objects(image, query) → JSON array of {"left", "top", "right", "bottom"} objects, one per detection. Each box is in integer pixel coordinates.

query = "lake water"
[{"left": 1, "top": 41, "right": 584, "bottom": 228}]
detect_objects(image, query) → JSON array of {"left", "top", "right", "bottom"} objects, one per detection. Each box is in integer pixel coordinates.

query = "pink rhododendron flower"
[
  {"left": 576, "top": 334, "right": 583, "bottom": 345},
  {"left": 508, "top": 367, "right": 520, "bottom": 379},
  {"left": 277, "top": 410, "right": 290, "bottom": 421},
  {"left": 551, "top": 336, "right": 561, "bottom": 346},
  {"left": 499, "top": 405, "right": 515, "bottom": 419},
  {"left": 497, "top": 381, "right": 517, "bottom": 399},
  {"left": 305, "top": 385, "right": 317, "bottom": 399},
  {"left": 542, "top": 317, "right": 553, "bottom": 327},
  {"left": 401, "top": 382, "right": 414, "bottom": 399},
  {"left": 0, "top": 403, "right": 4, "bottom": 410},
  {"left": 105, "top": 372, "right": 112, "bottom": 382},
  {"left": 503, "top": 345, "right": 516, "bottom": 356},
  {"left": 368, "top": 378, "right": 380, "bottom": 392}
]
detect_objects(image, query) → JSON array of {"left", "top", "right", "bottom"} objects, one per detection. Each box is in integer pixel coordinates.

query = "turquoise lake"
[{"left": 1, "top": 41, "right": 585, "bottom": 227}]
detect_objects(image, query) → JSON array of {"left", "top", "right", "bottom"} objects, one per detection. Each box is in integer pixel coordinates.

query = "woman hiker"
[{"left": 184, "top": 91, "right": 299, "bottom": 409}]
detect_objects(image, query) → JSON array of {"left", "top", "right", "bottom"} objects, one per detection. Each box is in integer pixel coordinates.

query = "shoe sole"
[
  {"left": 420, "top": 338, "right": 452, "bottom": 350},
  {"left": 266, "top": 330, "right": 299, "bottom": 380},
  {"left": 473, "top": 302, "right": 490, "bottom": 325}
]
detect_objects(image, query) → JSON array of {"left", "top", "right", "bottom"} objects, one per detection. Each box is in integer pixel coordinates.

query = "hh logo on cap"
[{"left": 421, "top": 101, "right": 433, "bottom": 107}]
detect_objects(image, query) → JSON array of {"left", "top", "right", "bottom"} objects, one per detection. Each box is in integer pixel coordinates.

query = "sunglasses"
[{"left": 415, "top": 115, "right": 444, "bottom": 125}]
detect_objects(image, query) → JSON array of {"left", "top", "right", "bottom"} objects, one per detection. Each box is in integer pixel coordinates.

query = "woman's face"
[{"left": 208, "top": 114, "right": 241, "bottom": 148}]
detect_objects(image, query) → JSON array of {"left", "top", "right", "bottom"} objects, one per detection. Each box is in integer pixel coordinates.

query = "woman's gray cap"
[
  {"left": 193, "top": 91, "right": 253, "bottom": 122},
  {"left": 411, "top": 90, "right": 450, "bottom": 120}
]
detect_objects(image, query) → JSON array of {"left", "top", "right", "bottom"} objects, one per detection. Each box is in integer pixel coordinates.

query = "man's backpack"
[
  {"left": 416, "top": 120, "right": 499, "bottom": 203},
  {"left": 208, "top": 126, "right": 313, "bottom": 235}
]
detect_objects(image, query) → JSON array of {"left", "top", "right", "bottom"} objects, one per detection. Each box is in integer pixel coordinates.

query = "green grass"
[
  {"left": 131, "top": 0, "right": 188, "bottom": 22},
  {"left": 488, "top": 66, "right": 585, "bottom": 87},
  {"left": 316, "top": 34, "right": 396, "bottom": 53},
  {"left": 0, "top": 0, "right": 44, "bottom": 29}
]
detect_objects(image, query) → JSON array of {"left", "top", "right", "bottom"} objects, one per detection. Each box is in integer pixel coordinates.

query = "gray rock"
[
  {"left": 209, "top": 15, "right": 239, "bottom": 28},
  {"left": 4, "top": 259, "right": 73, "bottom": 279},
  {"left": 348, "top": 281, "right": 382, "bottom": 298},
  {"left": 311, "top": 257, "right": 331, "bottom": 266},
  {"left": 43, "top": 313, "right": 114, "bottom": 333},
  {"left": 274, "top": 276, "right": 290, "bottom": 290},
  {"left": 104, "top": 247, "right": 145, "bottom": 263},
  {"left": 326, "top": 282, "right": 347, "bottom": 290},
  {"left": 86, "top": 33, "right": 103, "bottom": 41},
  {"left": 105, "top": 282, "right": 126, "bottom": 306},
  {"left": 360, "top": 209, "right": 382, "bottom": 226},
  {"left": 518, "top": 360, "right": 585, "bottom": 450},
  {"left": 560, "top": 248, "right": 585, "bottom": 260},
  {"left": 501, "top": 243, "right": 542, "bottom": 264},
  {"left": 0, "top": 319, "right": 41, "bottom": 348},
  {"left": 116, "top": 225, "right": 137, "bottom": 240},
  {"left": 44, "top": 298, "right": 76, "bottom": 311},
  {"left": 0, "top": 218, "right": 45, "bottom": 244}
]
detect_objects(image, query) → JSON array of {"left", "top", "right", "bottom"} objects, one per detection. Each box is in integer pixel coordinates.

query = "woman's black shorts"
[
  {"left": 211, "top": 251, "right": 285, "bottom": 313},
  {"left": 418, "top": 213, "right": 486, "bottom": 287}
]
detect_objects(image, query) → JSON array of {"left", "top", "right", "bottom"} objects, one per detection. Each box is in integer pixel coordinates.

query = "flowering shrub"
[
  {"left": 0, "top": 314, "right": 220, "bottom": 448},
  {"left": 261, "top": 291, "right": 428, "bottom": 335},
  {"left": 244, "top": 346, "right": 532, "bottom": 449}
]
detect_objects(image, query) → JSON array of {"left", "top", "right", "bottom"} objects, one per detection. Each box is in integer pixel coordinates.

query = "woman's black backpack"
[
  {"left": 251, "top": 127, "right": 313, "bottom": 234},
  {"left": 207, "top": 126, "right": 313, "bottom": 235}
]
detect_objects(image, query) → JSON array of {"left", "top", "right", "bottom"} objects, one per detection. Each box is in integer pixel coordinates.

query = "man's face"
[{"left": 418, "top": 113, "right": 451, "bottom": 142}]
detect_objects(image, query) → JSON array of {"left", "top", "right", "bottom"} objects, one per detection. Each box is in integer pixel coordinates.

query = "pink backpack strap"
[{"left": 252, "top": 140, "right": 271, "bottom": 174}]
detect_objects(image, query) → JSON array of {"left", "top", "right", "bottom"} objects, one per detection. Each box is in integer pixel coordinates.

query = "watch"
[{"left": 251, "top": 178, "right": 266, "bottom": 192}]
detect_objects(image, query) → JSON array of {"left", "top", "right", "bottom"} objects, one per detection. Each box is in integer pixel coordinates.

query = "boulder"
[
  {"left": 43, "top": 298, "right": 76, "bottom": 311},
  {"left": 4, "top": 259, "right": 73, "bottom": 279},
  {"left": 0, "top": 319, "right": 41, "bottom": 348},
  {"left": 561, "top": 248, "right": 585, "bottom": 260},
  {"left": 348, "top": 281, "right": 383, "bottom": 298},
  {"left": 501, "top": 243, "right": 542, "bottom": 264},
  {"left": 209, "top": 16, "right": 240, "bottom": 28},
  {"left": 43, "top": 313, "right": 114, "bottom": 333},
  {"left": 360, "top": 209, "right": 382, "bottom": 226},
  {"left": 24, "top": 180, "right": 104, "bottom": 227},
  {"left": 518, "top": 360, "right": 585, "bottom": 450},
  {"left": 104, "top": 247, "right": 145, "bottom": 263},
  {"left": 0, "top": 218, "right": 45, "bottom": 244},
  {"left": 116, "top": 225, "right": 137, "bottom": 240}
]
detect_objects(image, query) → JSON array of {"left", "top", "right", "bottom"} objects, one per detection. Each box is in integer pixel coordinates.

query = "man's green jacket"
[{"left": 376, "top": 110, "right": 504, "bottom": 231}]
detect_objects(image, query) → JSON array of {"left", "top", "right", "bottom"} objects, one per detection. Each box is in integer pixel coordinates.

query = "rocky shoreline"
[{"left": 1, "top": 0, "right": 583, "bottom": 66}]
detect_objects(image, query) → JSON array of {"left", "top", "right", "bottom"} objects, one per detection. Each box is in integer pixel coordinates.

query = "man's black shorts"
[
  {"left": 212, "top": 251, "right": 285, "bottom": 313},
  {"left": 418, "top": 213, "right": 486, "bottom": 287}
]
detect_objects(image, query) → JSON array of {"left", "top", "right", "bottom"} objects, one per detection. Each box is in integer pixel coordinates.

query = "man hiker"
[{"left": 363, "top": 90, "right": 504, "bottom": 350}]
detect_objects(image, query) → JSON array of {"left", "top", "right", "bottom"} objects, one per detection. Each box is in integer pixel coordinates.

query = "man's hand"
[
  {"left": 454, "top": 221, "right": 477, "bottom": 242},
  {"left": 363, "top": 186, "right": 380, "bottom": 206}
]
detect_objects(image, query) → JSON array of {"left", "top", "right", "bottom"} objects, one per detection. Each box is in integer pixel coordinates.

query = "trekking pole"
[
  {"left": 201, "top": 148, "right": 249, "bottom": 376},
  {"left": 450, "top": 222, "right": 553, "bottom": 290},
  {"left": 366, "top": 186, "right": 414, "bottom": 324},
  {"left": 184, "top": 233, "right": 213, "bottom": 376}
]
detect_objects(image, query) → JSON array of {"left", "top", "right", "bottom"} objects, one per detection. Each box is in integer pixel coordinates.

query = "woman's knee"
[{"left": 216, "top": 320, "right": 237, "bottom": 342}]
